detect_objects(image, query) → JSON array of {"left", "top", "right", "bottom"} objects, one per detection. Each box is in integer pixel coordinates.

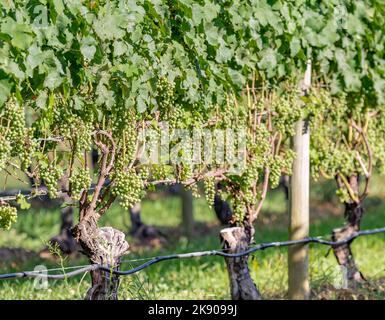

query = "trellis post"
[{"left": 288, "top": 60, "right": 311, "bottom": 300}]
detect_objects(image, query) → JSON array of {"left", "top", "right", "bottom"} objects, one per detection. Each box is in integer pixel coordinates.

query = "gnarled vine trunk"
[
  {"left": 73, "top": 213, "right": 129, "bottom": 300},
  {"left": 332, "top": 175, "right": 365, "bottom": 288},
  {"left": 220, "top": 226, "right": 261, "bottom": 300}
]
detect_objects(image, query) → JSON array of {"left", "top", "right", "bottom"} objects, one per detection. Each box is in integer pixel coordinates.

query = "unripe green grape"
[
  {"left": 188, "top": 184, "right": 200, "bottom": 198},
  {"left": 0, "top": 204, "right": 17, "bottom": 230},
  {"left": 112, "top": 169, "right": 144, "bottom": 209},
  {"left": 70, "top": 168, "right": 91, "bottom": 200},
  {"left": 0, "top": 136, "right": 11, "bottom": 171},
  {"left": 40, "top": 165, "right": 63, "bottom": 199},
  {"left": 203, "top": 177, "right": 216, "bottom": 208}
]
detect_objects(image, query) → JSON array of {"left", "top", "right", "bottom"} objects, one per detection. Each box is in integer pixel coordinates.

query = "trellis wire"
[{"left": 0, "top": 226, "right": 384, "bottom": 281}]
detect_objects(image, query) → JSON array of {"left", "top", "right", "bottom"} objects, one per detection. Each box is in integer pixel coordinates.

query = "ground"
[{"left": 0, "top": 176, "right": 384, "bottom": 300}]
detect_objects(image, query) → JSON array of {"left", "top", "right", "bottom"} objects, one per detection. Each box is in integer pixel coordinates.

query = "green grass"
[{"left": 0, "top": 181, "right": 385, "bottom": 300}]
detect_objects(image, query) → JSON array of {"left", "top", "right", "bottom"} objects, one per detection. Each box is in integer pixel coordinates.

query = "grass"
[{"left": 0, "top": 178, "right": 385, "bottom": 300}]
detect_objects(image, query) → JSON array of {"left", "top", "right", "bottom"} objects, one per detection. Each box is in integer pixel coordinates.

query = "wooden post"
[
  {"left": 288, "top": 60, "right": 311, "bottom": 300},
  {"left": 181, "top": 188, "right": 194, "bottom": 238}
]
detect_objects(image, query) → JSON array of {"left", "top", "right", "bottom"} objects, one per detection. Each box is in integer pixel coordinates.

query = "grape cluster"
[
  {"left": 272, "top": 92, "right": 302, "bottom": 136},
  {"left": 155, "top": 77, "right": 187, "bottom": 128},
  {"left": 121, "top": 124, "right": 138, "bottom": 164},
  {"left": 204, "top": 177, "right": 216, "bottom": 208},
  {"left": 144, "top": 127, "right": 160, "bottom": 163},
  {"left": 20, "top": 133, "right": 38, "bottom": 171},
  {"left": 40, "top": 165, "right": 63, "bottom": 199},
  {"left": 1, "top": 100, "right": 26, "bottom": 155},
  {"left": 138, "top": 166, "right": 150, "bottom": 180},
  {"left": 0, "top": 204, "right": 17, "bottom": 230},
  {"left": 268, "top": 153, "right": 294, "bottom": 189},
  {"left": 0, "top": 99, "right": 32, "bottom": 169},
  {"left": 336, "top": 188, "right": 351, "bottom": 203},
  {"left": 167, "top": 108, "right": 184, "bottom": 128},
  {"left": 151, "top": 164, "right": 169, "bottom": 180},
  {"left": 112, "top": 169, "right": 144, "bottom": 209},
  {"left": 187, "top": 184, "right": 200, "bottom": 198},
  {"left": 0, "top": 136, "right": 11, "bottom": 171},
  {"left": 75, "top": 121, "right": 92, "bottom": 155},
  {"left": 232, "top": 196, "right": 246, "bottom": 223},
  {"left": 70, "top": 168, "right": 91, "bottom": 200},
  {"left": 178, "top": 163, "right": 193, "bottom": 182},
  {"left": 157, "top": 77, "right": 175, "bottom": 112},
  {"left": 54, "top": 105, "right": 93, "bottom": 155}
]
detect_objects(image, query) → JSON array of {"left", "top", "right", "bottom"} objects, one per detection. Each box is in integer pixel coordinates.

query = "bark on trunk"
[
  {"left": 332, "top": 201, "right": 365, "bottom": 287},
  {"left": 220, "top": 226, "right": 261, "bottom": 300},
  {"left": 332, "top": 175, "right": 365, "bottom": 288},
  {"left": 73, "top": 215, "right": 129, "bottom": 300}
]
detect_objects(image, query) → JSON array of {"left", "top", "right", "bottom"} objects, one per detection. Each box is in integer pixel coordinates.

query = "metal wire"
[{"left": 0, "top": 226, "right": 384, "bottom": 281}]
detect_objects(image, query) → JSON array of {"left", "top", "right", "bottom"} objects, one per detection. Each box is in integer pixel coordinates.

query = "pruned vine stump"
[{"left": 220, "top": 227, "right": 261, "bottom": 300}]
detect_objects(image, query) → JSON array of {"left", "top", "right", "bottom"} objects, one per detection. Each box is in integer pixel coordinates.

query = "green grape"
[
  {"left": 138, "top": 166, "right": 150, "bottom": 180},
  {"left": 268, "top": 156, "right": 283, "bottom": 189},
  {"left": 53, "top": 104, "right": 92, "bottom": 155},
  {"left": 40, "top": 165, "right": 63, "bottom": 199},
  {"left": 233, "top": 196, "right": 246, "bottom": 223},
  {"left": 157, "top": 77, "right": 176, "bottom": 114},
  {"left": 179, "top": 164, "right": 193, "bottom": 182},
  {"left": 112, "top": 169, "right": 144, "bottom": 209},
  {"left": 336, "top": 188, "right": 351, "bottom": 203},
  {"left": 0, "top": 204, "right": 17, "bottom": 230},
  {"left": 144, "top": 127, "right": 160, "bottom": 162},
  {"left": 0, "top": 136, "right": 11, "bottom": 171},
  {"left": 70, "top": 168, "right": 91, "bottom": 200},
  {"left": 151, "top": 164, "right": 168, "bottom": 180},
  {"left": 1, "top": 100, "right": 26, "bottom": 156},
  {"left": 188, "top": 184, "right": 200, "bottom": 198},
  {"left": 272, "top": 92, "right": 302, "bottom": 136},
  {"left": 204, "top": 177, "right": 216, "bottom": 208},
  {"left": 75, "top": 121, "right": 92, "bottom": 155},
  {"left": 20, "top": 134, "right": 38, "bottom": 172},
  {"left": 121, "top": 124, "right": 138, "bottom": 164},
  {"left": 168, "top": 108, "right": 184, "bottom": 129}
]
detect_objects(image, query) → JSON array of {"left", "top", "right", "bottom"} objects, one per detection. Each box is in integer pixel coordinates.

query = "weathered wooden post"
[
  {"left": 288, "top": 60, "right": 311, "bottom": 300},
  {"left": 181, "top": 188, "right": 194, "bottom": 238}
]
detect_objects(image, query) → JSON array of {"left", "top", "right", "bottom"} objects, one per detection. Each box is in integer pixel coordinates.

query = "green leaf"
[
  {"left": 44, "top": 71, "right": 63, "bottom": 90},
  {"left": 80, "top": 36, "right": 97, "bottom": 60},
  {"left": 0, "top": 79, "right": 12, "bottom": 106},
  {"left": 343, "top": 68, "right": 361, "bottom": 92},
  {"left": 258, "top": 49, "right": 277, "bottom": 72},
  {"left": 203, "top": 2, "right": 220, "bottom": 22},
  {"left": 216, "top": 42, "right": 233, "bottom": 63},
  {"left": 26, "top": 44, "right": 45, "bottom": 75},
  {"left": 137, "top": 96, "right": 147, "bottom": 113},
  {"left": 228, "top": 68, "right": 245, "bottom": 86},
  {"left": 16, "top": 194, "right": 31, "bottom": 210},
  {"left": 290, "top": 38, "right": 301, "bottom": 57},
  {"left": 1, "top": 17, "right": 33, "bottom": 50}
]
